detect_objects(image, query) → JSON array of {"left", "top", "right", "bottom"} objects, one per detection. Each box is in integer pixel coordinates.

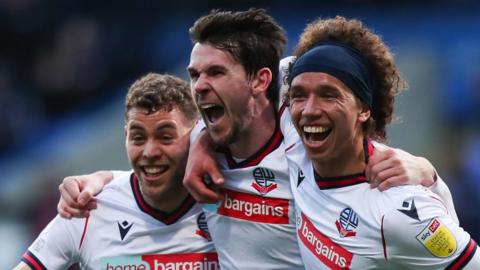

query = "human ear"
[
  {"left": 358, "top": 105, "right": 371, "bottom": 123},
  {"left": 251, "top": 67, "right": 272, "bottom": 97}
]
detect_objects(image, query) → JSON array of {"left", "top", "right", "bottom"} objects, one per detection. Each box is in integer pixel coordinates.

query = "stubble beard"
[{"left": 210, "top": 123, "right": 240, "bottom": 149}]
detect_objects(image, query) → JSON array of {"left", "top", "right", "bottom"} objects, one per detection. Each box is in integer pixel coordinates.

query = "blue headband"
[{"left": 288, "top": 42, "right": 375, "bottom": 108}]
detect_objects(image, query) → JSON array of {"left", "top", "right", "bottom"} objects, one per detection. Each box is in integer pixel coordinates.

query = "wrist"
[
  {"left": 420, "top": 157, "right": 437, "bottom": 187},
  {"left": 95, "top": 170, "right": 114, "bottom": 185},
  {"left": 197, "top": 130, "right": 215, "bottom": 153}
]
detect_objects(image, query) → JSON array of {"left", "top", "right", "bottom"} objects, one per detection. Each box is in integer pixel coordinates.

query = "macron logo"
[
  {"left": 398, "top": 199, "right": 420, "bottom": 221},
  {"left": 297, "top": 169, "right": 305, "bottom": 186},
  {"left": 118, "top": 220, "right": 133, "bottom": 241}
]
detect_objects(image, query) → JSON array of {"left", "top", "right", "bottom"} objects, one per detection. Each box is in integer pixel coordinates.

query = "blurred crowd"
[{"left": 0, "top": 0, "right": 479, "bottom": 268}]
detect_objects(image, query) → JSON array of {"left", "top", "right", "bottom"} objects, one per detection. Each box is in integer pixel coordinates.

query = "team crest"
[
  {"left": 416, "top": 218, "right": 457, "bottom": 257},
  {"left": 335, "top": 208, "right": 358, "bottom": 238},
  {"left": 251, "top": 167, "right": 277, "bottom": 195},
  {"left": 195, "top": 212, "right": 212, "bottom": 241}
]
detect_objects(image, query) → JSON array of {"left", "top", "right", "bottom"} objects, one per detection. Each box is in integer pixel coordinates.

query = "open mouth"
[
  {"left": 201, "top": 104, "right": 225, "bottom": 124},
  {"left": 303, "top": 125, "right": 332, "bottom": 142},
  {"left": 142, "top": 165, "right": 168, "bottom": 178}
]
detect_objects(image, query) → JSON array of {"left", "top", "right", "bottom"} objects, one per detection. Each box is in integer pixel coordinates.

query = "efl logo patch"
[
  {"left": 196, "top": 212, "right": 212, "bottom": 241},
  {"left": 335, "top": 208, "right": 358, "bottom": 238},
  {"left": 251, "top": 167, "right": 277, "bottom": 195},
  {"left": 416, "top": 218, "right": 457, "bottom": 257}
]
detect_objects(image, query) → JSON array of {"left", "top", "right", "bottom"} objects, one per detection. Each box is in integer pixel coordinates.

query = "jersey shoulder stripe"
[
  {"left": 446, "top": 239, "right": 478, "bottom": 270},
  {"left": 21, "top": 251, "right": 47, "bottom": 270}
]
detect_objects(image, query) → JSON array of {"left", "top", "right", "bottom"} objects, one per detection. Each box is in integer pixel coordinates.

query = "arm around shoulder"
[
  {"left": 58, "top": 169, "right": 131, "bottom": 218},
  {"left": 428, "top": 173, "right": 460, "bottom": 225},
  {"left": 183, "top": 129, "right": 225, "bottom": 203}
]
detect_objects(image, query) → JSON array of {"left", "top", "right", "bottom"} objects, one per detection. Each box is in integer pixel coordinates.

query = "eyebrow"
[
  {"left": 128, "top": 121, "right": 178, "bottom": 131},
  {"left": 155, "top": 122, "right": 177, "bottom": 131},
  {"left": 289, "top": 85, "right": 304, "bottom": 93},
  {"left": 128, "top": 123, "right": 145, "bottom": 131},
  {"left": 187, "top": 64, "right": 228, "bottom": 74}
]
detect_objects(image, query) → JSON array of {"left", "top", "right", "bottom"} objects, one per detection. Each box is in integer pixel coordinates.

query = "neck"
[
  {"left": 140, "top": 185, "right": 189, "bottom": 213},
  {"left": 229, "top": 99, "right": 276, "bottom": 159},
  {"left": 313, "top": 136, "right": 366, "bottom": 177}
]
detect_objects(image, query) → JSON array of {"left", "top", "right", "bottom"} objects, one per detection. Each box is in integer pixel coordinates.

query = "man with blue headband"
[{"left": 284, "top": 16, "right": 479, "bottom": 269}]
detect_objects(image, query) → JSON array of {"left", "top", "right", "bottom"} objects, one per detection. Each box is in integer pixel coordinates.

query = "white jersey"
[
  {"left": 197, "top": 105, "right": 304, "bottom": 269},
  {"left": 21, "top": 172, "right": 217, "bottom": 270},
  {"left": 281, "top": 113, "right": 478, "bottom": 269}
]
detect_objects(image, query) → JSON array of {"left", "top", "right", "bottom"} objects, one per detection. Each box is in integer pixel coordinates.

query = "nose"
[
  {"left": 192, "top": 74, "right": 210, "bottom": 95},
  {"left": 143, "top": 139, "right": 162, "bottom": 159},
  {"left": 302, "top": 95, "right": 323, "bottom": 117}
]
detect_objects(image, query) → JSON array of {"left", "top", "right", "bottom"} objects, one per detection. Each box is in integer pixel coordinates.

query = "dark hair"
[
  {"left": 189, "top": 8, "right": 287, "bottom": 107},
  {"left": 125, "top": 73, "right": 199, "bottom": 123},
  {"left": 292, "top": 16, "right": 406, "bottom": 141}
]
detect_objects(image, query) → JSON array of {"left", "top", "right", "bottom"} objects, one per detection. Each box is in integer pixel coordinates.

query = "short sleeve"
[
  {"left": 382, "top": 191, "right": 475, "bottom": 269},
  {"left": 21, "top": 215, "right": 84, "bottom": 269}
]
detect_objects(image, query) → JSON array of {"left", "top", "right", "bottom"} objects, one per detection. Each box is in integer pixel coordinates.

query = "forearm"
[
  {"left": 90, "top": 170, "right": 115, "bottom": 185},
  {"left": 13, "top": 262, "right": 32, "bottom": 270},
  {"left": 194, "top": 130, "right": 216, "bottom": 155},
  {"left": 429, "top": 174, "right": 460, "bottom": 225},
  {"left": 183, "top": 126, "right": 225, "bottom": 202}
]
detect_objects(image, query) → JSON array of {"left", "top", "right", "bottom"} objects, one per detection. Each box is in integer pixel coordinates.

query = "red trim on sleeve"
[
  {"left": 446, "top": 239, "right": 478, "bottom": 270},
  {"left": 79, "top": 215, "right": 90, "bottom": 249},
  {"left": 381, "top": 215, "right": 388, "bottom": 260},
  {"left": 22, "top": 251, "right": 47, "bottom": 270}
]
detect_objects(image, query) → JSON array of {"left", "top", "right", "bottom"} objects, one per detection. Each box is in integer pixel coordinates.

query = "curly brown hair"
[
  {"left": 189, "top": 8, "right": 287, "bottom": 107},
  {"left": 291, "top": 16, "right": 406, "bottom": 141},
  {"left": 125, "top": 73, "right": 199, "bottom": 124}
]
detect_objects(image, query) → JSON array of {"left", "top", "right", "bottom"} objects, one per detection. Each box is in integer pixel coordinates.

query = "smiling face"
[
  {"left": 187, "top": 43, "right": 256, "bottom": 148},
  {"left": 125, "top": 107, "right": 191, "bottom": 210},
  {"left": 289, "top": 72, "right": 370, "bottom": 175}
]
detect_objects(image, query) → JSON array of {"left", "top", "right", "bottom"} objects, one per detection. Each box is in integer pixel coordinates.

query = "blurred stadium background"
[{"left": 1, "top": 0, "right": 479, "bottom": 267}]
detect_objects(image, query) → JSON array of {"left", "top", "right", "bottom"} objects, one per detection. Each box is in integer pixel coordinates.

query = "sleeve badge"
[{"left": 416, "top": 218, "right": 457, "bottom": 257}]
